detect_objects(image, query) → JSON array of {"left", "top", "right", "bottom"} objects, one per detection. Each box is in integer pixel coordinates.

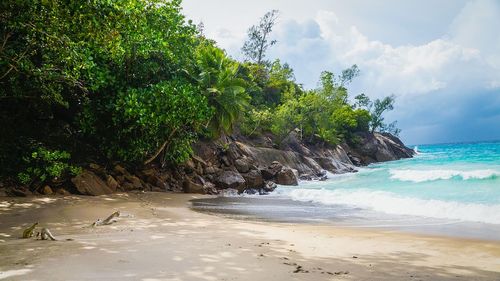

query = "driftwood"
[
  {"left": 92, "top": 211, "right": 121, "bottom": 227},
  {"left": 37, "top": 228, "right": 57, "bottom": 241}
]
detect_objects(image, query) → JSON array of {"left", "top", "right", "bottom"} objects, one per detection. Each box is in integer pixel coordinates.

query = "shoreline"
[
  {"left": 1, "top": 193, "right": 499, "bottom": 280},
  {"left": 191, "top": 194, "right": 500, "bottom": 242}
]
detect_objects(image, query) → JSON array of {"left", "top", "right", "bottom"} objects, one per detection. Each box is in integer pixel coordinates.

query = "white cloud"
[{"left": 182, "top": 0, "right": 500, "bottom": 144}]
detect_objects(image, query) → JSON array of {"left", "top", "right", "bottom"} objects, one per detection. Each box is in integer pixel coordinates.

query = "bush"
[{"left": 17, "top": 147, "right": 81, "bottom": 186}]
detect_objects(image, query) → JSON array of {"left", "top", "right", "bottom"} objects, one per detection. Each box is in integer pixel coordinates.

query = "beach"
[{"left": 1, "top": 192, "right": 499, "bottom": 281}]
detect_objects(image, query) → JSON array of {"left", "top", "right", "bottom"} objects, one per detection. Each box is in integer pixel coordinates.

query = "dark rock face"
[
  {"left": 106, "top": 175, "right": 119, "bottom": 191},
  {"left": 347, "top": 132, "right": 414, "bottom": 165},
  {"left": 71, "top": 170, "right": 114, "bottom": 196},
  {"left": 183, "top": 179, "right": 204, "bottom": 194},
  {"left": 215, "top": 171, "right": 246, "bottom": 192},
  {"left": 276, "top": 168, "right": 299, "bottom": 186},
  {"left": 234, "top": 158, "right": 250, "bottom": 173},
  {"left": 9, "top": 186, "right": 32, "bottom": 197},
  {"left": 261, "top": 161, "right": 283, "bottom": 180},
  {"left": 242, "top": 170, "right": 264, "bottom": 189}
]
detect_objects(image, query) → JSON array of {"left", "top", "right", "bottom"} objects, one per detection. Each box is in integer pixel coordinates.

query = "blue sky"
[{"left": 182, "top": 0, "right": 500, "bottom": 145}]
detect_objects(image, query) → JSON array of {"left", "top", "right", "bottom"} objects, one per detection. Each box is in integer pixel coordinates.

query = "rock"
[
  {"left": 299, "top": 174, "right": 313, "bottom": 181},
  {"left": 0, "top": 189, "right": 7, "bottom": 197},
  {"left": 183, "top": 179, "right": 205, "bottom": 194},
  {"left": 41, "top": 185, "right": 53, "bottom": 195},
  {"left": 71, "top": 170, "right": 114, "bottom": 196},
  {"left": 276, "top": 167, "right": 298, "bottom": 186},
  {"left": 124, "top": 175, "right": 143, "bottom": 190},
  {"left": 234, "top": 158, "right": 250, "bottom": 173},
  {"left": 89, "top": 163, "right": 102, "bottom": 170},
  {"left": 139, "top": 169, "right": 167, "bottom": 190},
  {"left": 263, "top": 181, "right": 277, "bottom": 192},
  {"left": 348, "top": 132, "right": 414, "bottom": 165},
  {"left": 106, "top": 175, "right": 119, "bottom": 191},
  {"left": 242, "top": 170, "right": 264, "bottom": 189},
  {"left": 261, "top": 161, "right": 283, "bottom": 180},
  {"left": 56, "top": 188, "right": 71, "bottom": 195},
  {"left": 10, "top": 187, "right": 32, "bottom": 197},
  {"left": 113, "top": 164, "right": 128, "bottom": 175},
  {"left": 215, "top": 171, "right": 246, "bottom": 192},
  {"left": 184, "top": 159, "right": 196, "bottom": 173},
  {"left": 204, "top": 166, "right": 217, "bottom": 174},
  {"left": 221, "top": 156, "right": 231, "bottom": 167},
  {"left": 151, "top": 186, "right": 164, "bottom": 192},
  {"left": 88, "top": 163, "right": 107, "bottom": 177},
  {"left": 203, "top": 182, "right": 218, "bottom": 195}
]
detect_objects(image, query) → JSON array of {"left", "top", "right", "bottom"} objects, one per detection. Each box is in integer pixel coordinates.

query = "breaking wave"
[
  {"left": 284, "top": 188, "right": 500, "bottom": 224},
  {"left": 389, "top": 169, "right": 499, "bottom": 183}
]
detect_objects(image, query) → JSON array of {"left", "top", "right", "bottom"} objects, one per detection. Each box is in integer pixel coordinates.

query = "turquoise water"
[{"left": 277, "top": 141, "right": 500, "bottom": 225}]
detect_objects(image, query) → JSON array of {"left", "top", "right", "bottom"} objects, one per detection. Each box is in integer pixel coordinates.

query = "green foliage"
[
  {"left": 370, "top": 95, "right": 396, "bottom": 134},
  {"left": 268, "top": 64, "right": 388, "bottom": 145},
  {"left": 109, "top": 80, "right": 211, "bottom": 164},
  {"left": 18, "top": 147, "right": 81, "bottom": 186},
  {"left": 196, "top": 43, "right": 250, "bottom": 137},
  {"left": 0, "top": 1, "right": 403, "bottom": 187},
  {"left": 240, "top": 108, "right": 273, "bottom": 136}
]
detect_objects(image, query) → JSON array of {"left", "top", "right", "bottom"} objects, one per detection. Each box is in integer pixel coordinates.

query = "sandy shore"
[{"left": 0, "top": 192, "right": 499, "bottom": 281}]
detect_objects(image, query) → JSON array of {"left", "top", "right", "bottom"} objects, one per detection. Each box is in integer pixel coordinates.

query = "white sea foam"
[
  {"left": 389, "top": 169, "right": 500, "bottom": 183},
  {"left": 283, "top": 188, "right": 500, "bottom": 224}
]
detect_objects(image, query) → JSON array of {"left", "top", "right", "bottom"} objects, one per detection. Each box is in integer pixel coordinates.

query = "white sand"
[{"left": 0, "top": 192, "right": 499, "bottom": 281}]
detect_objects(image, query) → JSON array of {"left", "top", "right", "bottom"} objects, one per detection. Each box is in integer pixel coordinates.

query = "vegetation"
[{"left": 0, "top": 2, "right": 400, "bottom": 188}]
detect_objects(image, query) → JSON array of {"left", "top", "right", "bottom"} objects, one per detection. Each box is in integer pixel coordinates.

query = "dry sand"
[{"left": 0, "top": 192, "right": 499, "bottom": 281}]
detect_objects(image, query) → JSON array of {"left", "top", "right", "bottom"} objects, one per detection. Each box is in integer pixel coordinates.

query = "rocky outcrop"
[
  {"left": 71, "top": 170, "right": 114, "bottom": 196},
  {"left": 276, "top": 167, "right": 298, "bottom": 186},
  {"left": 215, "top": 171, "right": 246, "bottom": 192},
  {"left": 2, "top": 131, "right": 412, "bottom": 197},
  {"left": 241, "top": 170, "right": 264, "bottom": 189},
  {"left": 346, "top": 132, "right": 414, "bottom": 165}
]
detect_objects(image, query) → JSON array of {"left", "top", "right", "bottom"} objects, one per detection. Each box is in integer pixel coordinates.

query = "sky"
[{"left": 182, "top": 0, "right": 500, "bottom": 145}]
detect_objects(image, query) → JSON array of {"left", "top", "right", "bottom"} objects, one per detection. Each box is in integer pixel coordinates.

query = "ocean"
[{"left": 192, "top": 141, "right": 500, "bottom": 240}]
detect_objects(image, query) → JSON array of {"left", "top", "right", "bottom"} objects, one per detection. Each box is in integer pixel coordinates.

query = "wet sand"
[{"left": 0, "top": 192, "right": 499, "bottom": 280}]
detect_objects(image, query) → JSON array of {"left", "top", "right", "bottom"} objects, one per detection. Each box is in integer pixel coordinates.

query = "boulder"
[
  {"left": 113, "top": 164, "right": 129, "bottom": 176},
  {"left": 203, "top": 182, "right": 218, "bottom": 195},
  {"left": 235, "top": 158, "right": 250, "bottom": 173},
  {"left": 71, "top": 170, "right": 114, "bottom": 196},
  {"left": 88, "top": 163, "right": 107, "bottom": 178},
  {"left": 124, "top": 175, "right": 144, "bottom": 190},
  {"left": 183, "top": 179, "right": 205, "bottom": 194},
  {"left": 41, "top": 185, "right": 53, "bottom": 195},
  {"left": 242, "top": 170, "right": 264, "bottom": 189},
  {"left": 56, "top": 188, "right": 71, "bottom": 196},
  {"left": 106, "top": 175, "right": 119, "bottom": 191},
  {"left": 263, "top": 181, "right": 277, "bottom": 192},
  {"left": 276, "top": 167, "right": 298, "bottom": 186},
  {"left": 215, "top": 171, "right": 246, "bottom": 192},
  {"left": 261, "top": 161, "right": 283, "bottom": 180},
  {"left": 204, "top": 166, "right": 218, "bottom": 174},
  {"left": 10, "top": 186, "right": 32, "bottom": 197}
]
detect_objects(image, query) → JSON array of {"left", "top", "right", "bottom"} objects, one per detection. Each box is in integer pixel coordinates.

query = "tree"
[
  {"left": 354, "top": 93, "right": 371, "bottom": 109},
  {"left": 196, "top": 43, "right": 250, "bottom": 137},
  {"left": 242, "top": 10, "right": 279, "bottom": 65},
  {"left": 370, "top": 95, "right": 396, "bottom": 133}
]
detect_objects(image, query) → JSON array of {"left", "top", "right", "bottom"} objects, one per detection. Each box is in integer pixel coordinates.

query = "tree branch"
[{"left": 143, "top": 127, "right": 178, "bottom": 165}]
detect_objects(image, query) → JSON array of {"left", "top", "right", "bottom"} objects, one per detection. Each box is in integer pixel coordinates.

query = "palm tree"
[{"left": 196, "top": 44, "right": 249, "bottom": 137}]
